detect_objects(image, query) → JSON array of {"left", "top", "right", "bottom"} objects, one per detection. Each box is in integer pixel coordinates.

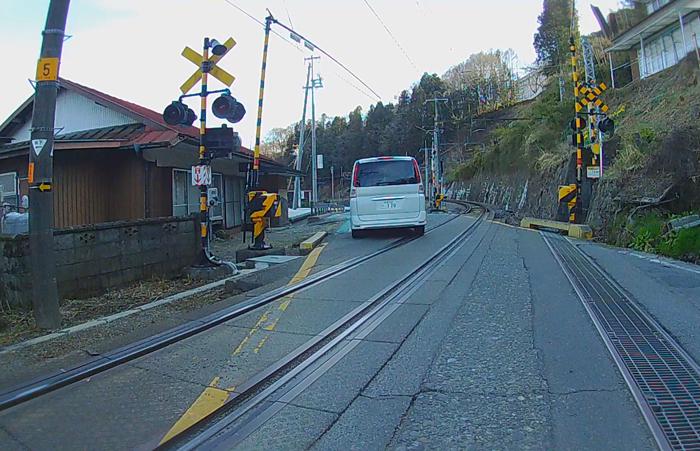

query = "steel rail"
[
  {"left": 0, "top": 204, "right": 468, "bottom": 411},
  {"left": 168, "top": 201, "right": 487, "bottom": 449}
]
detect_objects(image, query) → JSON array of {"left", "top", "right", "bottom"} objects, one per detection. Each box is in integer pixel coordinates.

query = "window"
[
  {"left": 646, "top": 0, "right": 670, "bottom": 15},
  {"left": 0, "top": 172, "right": 18, "bottom": 208},
  {"left": 356, "top": 160, "right": 418, "bottom": 187},
  {"left": 173, "top": 170, "right": 188, "bottom": 217},
  {"left": 172, "top": 169, "right": 226, "bottom": 220}
]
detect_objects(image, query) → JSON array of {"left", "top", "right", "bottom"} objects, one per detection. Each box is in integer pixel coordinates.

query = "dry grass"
[
  {"left": 0, "top": 275, "right": 217, "bottom": 348},
  {"left": 607, "top": 141, "right": 648, "bottom": 178},
  {"left": 535, "top": 142, "right": 570, "bottom": 173}
]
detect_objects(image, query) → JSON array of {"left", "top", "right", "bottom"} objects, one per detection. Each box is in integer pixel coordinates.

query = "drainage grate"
[{"left": 543, "top": 233, "right": 700, "bottom": 451}]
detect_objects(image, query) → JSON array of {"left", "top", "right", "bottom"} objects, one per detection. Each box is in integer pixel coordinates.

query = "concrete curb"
[
  {"left": 300, "top": 231, "right": 327, "bottom": 252},
  {"left": 520, "top": 217, "right": 593, "bottom": 240},
  {"left": 0, "top": 268, "right": 260, "bottom": 355}
]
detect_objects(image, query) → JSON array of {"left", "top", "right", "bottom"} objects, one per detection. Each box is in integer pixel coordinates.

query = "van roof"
[{"left": 355, "top": 156, "right": 415, "bottom": 164}]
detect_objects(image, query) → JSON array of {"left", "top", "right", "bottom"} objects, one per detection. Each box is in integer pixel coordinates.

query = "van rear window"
[{"left": 357, "top": 160, "right": 417, "bottom": 187}]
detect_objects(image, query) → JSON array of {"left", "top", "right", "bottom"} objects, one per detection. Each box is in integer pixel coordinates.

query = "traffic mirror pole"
[{"left": 28, "top": 0, "right": 70, "bottom": 329}]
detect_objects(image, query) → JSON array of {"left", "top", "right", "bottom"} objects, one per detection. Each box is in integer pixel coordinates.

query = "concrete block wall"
[{"left": 1, "top": 216, "right": 200, "bottom": 310}]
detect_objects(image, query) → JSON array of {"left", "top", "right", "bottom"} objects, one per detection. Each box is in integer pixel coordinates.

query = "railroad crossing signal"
[
  {"left": 180, "top": 37, "right": 236, "bottom": 94},
  {"left": 576, "top": 82, "right": 609, "bottom": 113}
]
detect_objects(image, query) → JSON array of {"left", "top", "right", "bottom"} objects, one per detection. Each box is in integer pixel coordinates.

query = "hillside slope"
[{"left": 450, "top": 56, "right": 700, "bottom": 261}]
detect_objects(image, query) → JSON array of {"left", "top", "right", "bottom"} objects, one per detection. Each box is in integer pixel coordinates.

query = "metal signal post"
[
  {"left": 570, "top": 37, "right": 583, "bottom": 224},
  {"left": 167, "top": 35, "right": 242, "bottom": 266},
  {"left": 197, "top": 38, "right": 211, "bottom": 266}
]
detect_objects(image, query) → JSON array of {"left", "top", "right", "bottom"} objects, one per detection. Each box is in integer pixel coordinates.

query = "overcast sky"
[{"left": 1, "top": 0, "right": 622, "bottom": 148}]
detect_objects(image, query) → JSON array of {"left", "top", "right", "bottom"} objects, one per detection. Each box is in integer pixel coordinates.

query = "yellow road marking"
[
  {"left": 159, "top": 244, "right": 326, "bottom": 444},
  {"left": 159, "top": 377, "right": 230, "bottom": 444}
]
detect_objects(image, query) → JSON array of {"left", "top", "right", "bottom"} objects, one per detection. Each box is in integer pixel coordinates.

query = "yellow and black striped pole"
[
  {"left": 570, "top": 36, "right": 583, "bottom": 224},
  {"left": 251, "top": 15, "right": 273, "bottom": 189},
  {"left": 198, "top": 38, "right": 210, "bottom": 265}
]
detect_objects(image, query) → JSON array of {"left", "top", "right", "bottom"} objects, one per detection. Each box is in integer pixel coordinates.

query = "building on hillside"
[
  {"left": 0, "top": 78, "right": 298, "bottom": 230},
  {"left": 514, "top": 68, "right": 547, "bottom": 102},
  {"left": 606, "top": 0, "right": 700, "bottom": 82}
]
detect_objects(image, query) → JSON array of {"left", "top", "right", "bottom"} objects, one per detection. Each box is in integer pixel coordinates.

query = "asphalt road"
[{"left": 2, "top": 209, "right": 699, "bottom": 450}]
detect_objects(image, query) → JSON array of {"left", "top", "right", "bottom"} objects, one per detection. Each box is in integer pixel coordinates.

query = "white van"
[{"left": 349, "top": 156, "right": 427, "bottom": 238}]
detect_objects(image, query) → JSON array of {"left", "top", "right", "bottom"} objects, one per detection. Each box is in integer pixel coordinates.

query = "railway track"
[
  {"left": 0, "top": 201, "right": 474, "bottom": 412},
  {"left": 163, "top": 200, "right": 489, "bottom": 449}
]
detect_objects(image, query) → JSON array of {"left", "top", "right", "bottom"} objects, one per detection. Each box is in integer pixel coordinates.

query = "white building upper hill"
[{"left": 607, "top": 0, "right": 700, "bottom": 81}]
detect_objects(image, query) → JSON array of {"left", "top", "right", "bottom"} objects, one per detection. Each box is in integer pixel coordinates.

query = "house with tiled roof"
[{"left": 0, "top": 78, "right": 297, "bottom": 229}]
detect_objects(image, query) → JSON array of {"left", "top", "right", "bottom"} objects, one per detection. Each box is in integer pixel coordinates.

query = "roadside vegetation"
[{"left": 620, "top": 212, "right": 700, "bottom": 263}]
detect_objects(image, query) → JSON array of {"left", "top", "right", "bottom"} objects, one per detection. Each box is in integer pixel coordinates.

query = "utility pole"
[
  {"left": 28, "top": 0, "right": 70, "bottom": 329},
  {"left": 424, "top": 98, "right": 448, "bottom": 207},
  {"left": 294, "top": 62, "right": 312, "bottom": 209},
  {"left": 307, "top": 55, "right": 321, "bottom": 214},
  {"left": 423, "top": 146, "right": 429, "bottom": 196},
  {"left": 330, "top": 165, "right": 334, "bottom": 200}
]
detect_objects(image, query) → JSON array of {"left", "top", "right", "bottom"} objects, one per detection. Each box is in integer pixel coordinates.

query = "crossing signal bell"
[
  {"left": 163, "top": 101, "right": 196, "bottom": 126},
  {"left": 212, "top": 94, "right": 246, "bottom": 123}
]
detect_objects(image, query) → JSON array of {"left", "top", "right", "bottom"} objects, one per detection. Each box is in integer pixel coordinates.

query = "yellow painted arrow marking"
[{"left": 180, "top": 37, "right": 236, "bottom": 94}]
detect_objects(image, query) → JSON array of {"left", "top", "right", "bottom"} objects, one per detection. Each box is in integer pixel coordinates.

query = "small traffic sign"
[
  {"left": 32, "top": 139, "right": 47, "bottom": 156},
  {"left": 192, "top": 165, "right": 212, "bottom": 186},
  {"left": 38, "top": 182, "right": 52, "bottom": 192},
  {"left": 180, "top": 37, "right": 236, "bottom": 94},
  {"left": 587, "top": 166, "right": 601, "bottom": 179}
]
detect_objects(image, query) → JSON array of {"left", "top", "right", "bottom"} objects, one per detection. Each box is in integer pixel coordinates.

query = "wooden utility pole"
[{"left": 28, "top": 0, "right": 70, "bottom": 329}]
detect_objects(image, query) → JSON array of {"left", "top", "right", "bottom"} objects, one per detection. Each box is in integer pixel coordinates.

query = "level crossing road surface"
[{"left": 1, "top": 206, "right": 699, "bottom": 450}]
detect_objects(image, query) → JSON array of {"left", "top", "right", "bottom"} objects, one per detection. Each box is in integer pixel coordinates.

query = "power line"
[
  {"left": 221, "top": 0, "right": 381, "bottom": 101},
  {"left": 362, "top": 0, "right": 420, "bottom": 74},
  {"left": 282, "top": 0, "right": 294, "bottom": 29},
  {"left": 268, "top": 15, "right": 383, "bottom": 100},
  {"left": 223, "top": 0, "right": 302, "bottom": 51}
]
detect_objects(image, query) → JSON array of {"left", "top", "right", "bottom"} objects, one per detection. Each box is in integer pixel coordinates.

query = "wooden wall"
[{"left": 146, "top": 164, "right": 172, "bottom": 218}]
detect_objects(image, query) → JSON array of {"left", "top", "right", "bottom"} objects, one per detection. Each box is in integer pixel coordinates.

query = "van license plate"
[{"left": 381, "top": 200, "right": 398, "bottom": 210}]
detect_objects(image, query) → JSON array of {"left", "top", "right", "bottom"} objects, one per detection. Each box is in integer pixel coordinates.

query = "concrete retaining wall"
[{"left": 0, "top": 216, "right": 200, "bottom": 309}]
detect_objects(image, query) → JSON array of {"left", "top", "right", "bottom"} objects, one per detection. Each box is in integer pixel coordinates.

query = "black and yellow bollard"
[{"left": 247, "top": 190, "right": 280, "bottom": 250}]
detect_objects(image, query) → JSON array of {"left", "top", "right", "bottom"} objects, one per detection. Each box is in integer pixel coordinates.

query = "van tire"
[
  {"left": 351, "top": 229, "right": 363, "bottom": 239},
  {"left": 414, "top": 225, "right": 425, "bottom": 237}
]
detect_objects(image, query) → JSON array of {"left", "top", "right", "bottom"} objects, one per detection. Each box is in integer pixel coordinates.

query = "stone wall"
[{"left": 0, "top": 216, "right": 200, "bottom": 310}]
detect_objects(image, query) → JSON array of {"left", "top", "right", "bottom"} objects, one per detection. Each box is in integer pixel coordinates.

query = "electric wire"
[
  {"left": 221, "top": 0, "right": 380, "bottom": 101},
  {"left": 361, "top": 0, "right": 420, "bottom": 74},
  {"left": 267, "top": 15, "right": 383, "bottom": 100}
]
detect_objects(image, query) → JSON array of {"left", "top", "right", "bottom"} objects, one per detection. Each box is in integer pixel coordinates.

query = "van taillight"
[
  {"left": 352, "top": 165, "right": 360, "bottom": 187},
  {"left": 412, "top": 159, "right": 422, "bottom": 183}
]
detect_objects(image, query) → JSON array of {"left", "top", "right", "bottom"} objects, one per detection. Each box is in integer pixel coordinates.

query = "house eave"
[{"left": 606, "top": 0, "right": 700, "bottom": 53}]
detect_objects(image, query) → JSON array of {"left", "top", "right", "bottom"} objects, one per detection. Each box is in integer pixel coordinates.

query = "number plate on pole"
[
  {"left": 192, "top": 165, "right": 212, "bottom": 186},
  {"left": 36, "top": 57, "right": 59, "bottom": 81}
]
